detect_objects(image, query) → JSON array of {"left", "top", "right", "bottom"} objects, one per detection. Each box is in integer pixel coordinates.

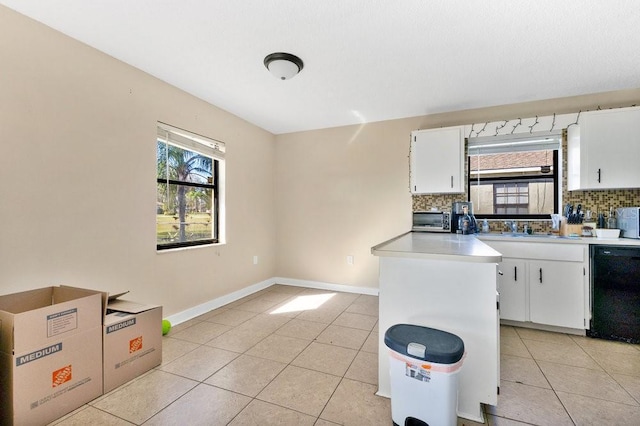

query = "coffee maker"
[{"left": 451, "top": 201, "right": 477, "bottom": 234}]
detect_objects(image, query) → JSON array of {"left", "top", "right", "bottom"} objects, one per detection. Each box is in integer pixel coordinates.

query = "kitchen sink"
[{"left": 486, "top": 233, "right": 580, "bottom": 240}]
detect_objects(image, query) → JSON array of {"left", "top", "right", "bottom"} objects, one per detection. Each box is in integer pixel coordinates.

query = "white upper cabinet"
[
  {"left": 568, "top": 106, "right": 640, "bottom": 190},
  {"left": 410, "top": 126, "right": 465, "bottom": 194},
  {"left": 566, "top": 125, "right": 581, "bottom": 191}
]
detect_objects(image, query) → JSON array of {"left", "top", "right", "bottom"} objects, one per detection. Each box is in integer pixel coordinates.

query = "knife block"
[{"left": 560, "top": 217, "right": 583, "bottom": 236}]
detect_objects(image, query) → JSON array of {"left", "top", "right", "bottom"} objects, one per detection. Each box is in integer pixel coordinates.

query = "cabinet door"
[
  {"left": 497, "top": 259, "right": 527, "bottom": 322},
  {"left": 580, "top": 107, "right": 640, "bottom": 189},
  {"left": 410, "top": 126, "right": 464, "bottom": 194},
  {"left": 566, "top": 125, "right": 581, "bottom": 191},
  {"left": 529, "top": 260, "right": 585, "bottom": 329}
]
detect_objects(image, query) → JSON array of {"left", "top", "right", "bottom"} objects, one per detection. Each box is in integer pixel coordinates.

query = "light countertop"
[
  {"left": 477, "top": 233, "right": 640, "bottom": 246},
  {"left": 371, "top": 232, "right": 502, "bottom": 263},
  {"left": 371, "top": 232, "right": 640, "bottom": 263}
]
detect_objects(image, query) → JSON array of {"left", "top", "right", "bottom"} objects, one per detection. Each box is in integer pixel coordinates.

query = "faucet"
[{"left": 504, "top": 221, "right": 518, "bottom": 233}]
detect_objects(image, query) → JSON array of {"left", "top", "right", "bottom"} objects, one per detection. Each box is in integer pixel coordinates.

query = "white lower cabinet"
[
  {"left": 528, "top": 260, "right": 585, "bottom": 329},
  {"left": 488, "top": 240, "right": 588, "bottom": 330},
  {"left": 497, "top": 259, "right": 527, "bottom": 322}
]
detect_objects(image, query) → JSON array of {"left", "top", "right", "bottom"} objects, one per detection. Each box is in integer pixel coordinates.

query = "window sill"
[{"left": 156, "top": 241, "right": 225, "bottom": 254}]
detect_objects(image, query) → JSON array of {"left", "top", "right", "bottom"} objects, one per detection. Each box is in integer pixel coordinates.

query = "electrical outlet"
[
  {"left": 346, "top": 255, "right": 354, "bottom": 265},
  {"left": 253, "top": 255, "right": 258, "bottom": 265}
]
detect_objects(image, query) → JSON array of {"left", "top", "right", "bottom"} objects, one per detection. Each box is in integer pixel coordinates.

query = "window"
[
  {"left": 468, "top": 132, "right": 560, "bottom": 219},
  {"left": 494, "top": 182, "right": 530, "bottom": 214},
  {"left": 156, "top": 123, "right": 225, "bottom": 250}
]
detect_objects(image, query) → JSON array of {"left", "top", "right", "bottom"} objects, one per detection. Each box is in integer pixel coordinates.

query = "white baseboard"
[
  {"left": 272, "top": 277, "right": 379, "bottom": 296},
  {"left": 501, "top": 319, "right": 586, "bottom": 336},
  {"left": 165, "top": 277, "right": 276, "bottom": 326},
  {"left": 165, "top": 277, "right": 378, "bottom": 326}
]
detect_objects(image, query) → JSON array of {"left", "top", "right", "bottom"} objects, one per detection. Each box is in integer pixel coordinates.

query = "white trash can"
[{"left": 384, "top": 324, "right": 465, "bottom": 426}]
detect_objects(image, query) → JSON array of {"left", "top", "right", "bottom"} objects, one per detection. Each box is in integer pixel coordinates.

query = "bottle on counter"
[
  {"left": 482, "top": 219, "right": 490, "bottom": 233},
  {"left": 462, "top": 205, "right": 471, "bottom": 235},
  {"left": 607, "top": 207, "right": 617, "bottom": 229},
  {"left": 597, "top": 212, "right": 606, "bottom": 229}
]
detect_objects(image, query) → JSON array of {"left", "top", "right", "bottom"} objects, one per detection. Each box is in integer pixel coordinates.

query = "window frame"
[
  {"left": 493, "top": 181, "right": 530, "bottom": 215},
  {"left": 156, "top": 123, "right": 224, "bottom": 251},
  {"left": 467, "top": 136, "right": 559, "bottom": 220}
]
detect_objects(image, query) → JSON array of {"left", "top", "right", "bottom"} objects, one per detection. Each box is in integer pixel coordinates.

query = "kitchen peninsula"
[{"left": 372, "top": 232, "right": 501, "bottom": 422}]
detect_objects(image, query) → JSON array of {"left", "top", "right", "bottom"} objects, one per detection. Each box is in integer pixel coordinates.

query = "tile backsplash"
[
  {"left": 412, "top": 194, "right": 462, "bottom": 213},
  {"left": 564, "top": 189, "right": 640, "bottom": 218}
]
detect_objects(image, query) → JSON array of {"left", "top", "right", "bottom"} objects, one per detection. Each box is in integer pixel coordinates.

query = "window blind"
[
  {"left": 468, "top": 131, "right": 561, "bottom": 155},
  {"left": 157, "top": 122, "right": 225, "bottom": 159}
]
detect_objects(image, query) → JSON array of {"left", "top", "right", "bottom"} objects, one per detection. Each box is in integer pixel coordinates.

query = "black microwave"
[{"left": 412, "top": 211, "right": 451, "bottom": 232}]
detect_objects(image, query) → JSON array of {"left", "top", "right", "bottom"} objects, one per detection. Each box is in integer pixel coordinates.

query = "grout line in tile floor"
[
  {"left": 521, "top": 333, "right": 576, "bottom": 425},
  {"left": 163, "top": 308, "right": 345, "bottom": 424},
  {"left": 533, "top": 333, "right": 638, "bottom": 426},
  {"left": 49, "top": 285, "right": 640, "bottom": 426},
  {"left": 493, "top": 326, "right": 640, "bottom": 425},
  {"left": 146, "top": 286, "right": 381, "bottom": 425}
]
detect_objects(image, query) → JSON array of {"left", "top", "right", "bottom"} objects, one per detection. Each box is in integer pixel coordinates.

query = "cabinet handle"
[
  {"left": 539, "top": 268, "right": 543, "bottom": 283},
  {"left": 514, "top": 266, "right": 517, "bottom": 282},
  {"left": 498, "top": 270, "right": 504, "bottom": 276},
  {"left": 450, "top": 176, "right": 454, "bottom": 188},
  {"left": 597, "top": 168, "right": 601, "bottom": 183}
]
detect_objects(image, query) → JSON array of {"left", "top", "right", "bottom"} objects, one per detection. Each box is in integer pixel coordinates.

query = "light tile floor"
[{"left": 49, "top": 284, "right": 640, "bottom": 425}]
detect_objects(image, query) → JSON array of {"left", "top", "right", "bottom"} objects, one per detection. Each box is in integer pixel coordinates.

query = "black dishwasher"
[{"left": 589, "top": 245, "right": 640, "bottom": 343}]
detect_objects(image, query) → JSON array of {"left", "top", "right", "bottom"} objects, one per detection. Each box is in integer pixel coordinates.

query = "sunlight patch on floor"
[{"left": 269, "top": 293, "right": 335, "bottom": 314}]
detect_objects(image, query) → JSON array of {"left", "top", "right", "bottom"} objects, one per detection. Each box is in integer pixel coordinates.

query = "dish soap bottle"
[
  {"left": 482, "top": 219, "right": 489, "bottom": 233},
  {"left": 607, "top": 207, "right": 617, "bottom": 229}
]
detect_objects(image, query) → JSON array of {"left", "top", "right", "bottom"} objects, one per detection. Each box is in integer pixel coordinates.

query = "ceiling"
[{"left": 2, "top": 1, "right": 640, "bottom": 135}]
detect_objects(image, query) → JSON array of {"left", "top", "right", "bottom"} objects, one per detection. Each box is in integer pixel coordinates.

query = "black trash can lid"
[{"left": 384, "top": 324, "right": 464, "bottom": 364}]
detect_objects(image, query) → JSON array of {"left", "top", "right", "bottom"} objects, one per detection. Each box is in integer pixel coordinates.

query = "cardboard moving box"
[
  {"left": 103, "top": 295, "right": 162, "bottom": 393},
  {"left": 0, "top": 287, "right": 104, "bottom": 426}
]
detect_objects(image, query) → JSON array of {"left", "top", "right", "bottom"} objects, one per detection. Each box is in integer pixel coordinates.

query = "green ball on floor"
[{"left": 162, "top": 319, "right": 171, "bottom": 335}]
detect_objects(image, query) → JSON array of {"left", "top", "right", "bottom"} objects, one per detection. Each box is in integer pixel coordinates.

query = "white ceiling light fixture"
[{"left": 264, "top": 52, "right": 304, "bottom": 80}]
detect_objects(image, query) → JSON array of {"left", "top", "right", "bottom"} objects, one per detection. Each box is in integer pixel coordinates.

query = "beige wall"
[
  {"left": 0, "top": 6, "right": 277, "bottom": 316},
  {"left": 274, "top": 121, "right": 415, "bottom": 288}
]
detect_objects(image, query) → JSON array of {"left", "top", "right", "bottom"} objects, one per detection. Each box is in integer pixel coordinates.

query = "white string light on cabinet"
[
  {"left": 566, "top": 110, "right": 581, "bottom": 129},
  {"left": 528, "top": 115, "right": 539, "bottom": 133},
  {"left": 511, "top": 118, "right": 522, "bottom": 134},
  {"left": 474, "top": 122, "right": 488, "bottom": 138},
  {"left": 494, "top": 120, "right": 508, "bottom": 136},
  {"left": 468, "top": 105, "right": 637, "bottom": 138}
]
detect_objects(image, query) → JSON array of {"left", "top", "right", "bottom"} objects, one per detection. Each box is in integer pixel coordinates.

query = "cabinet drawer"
[{"left": 485, "top": 240, "right": 585, "bottom": 262}]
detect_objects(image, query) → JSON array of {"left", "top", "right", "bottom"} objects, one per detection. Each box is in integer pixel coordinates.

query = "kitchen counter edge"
[
  {"left": 371, "top": 231, "right": 640, "bottom": 263},
  {"left": 477, "top": 233, "right": 640, "bottom": 246},
  {"left": 371, "top": 232, "right": 502, "bottom": 263}
]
